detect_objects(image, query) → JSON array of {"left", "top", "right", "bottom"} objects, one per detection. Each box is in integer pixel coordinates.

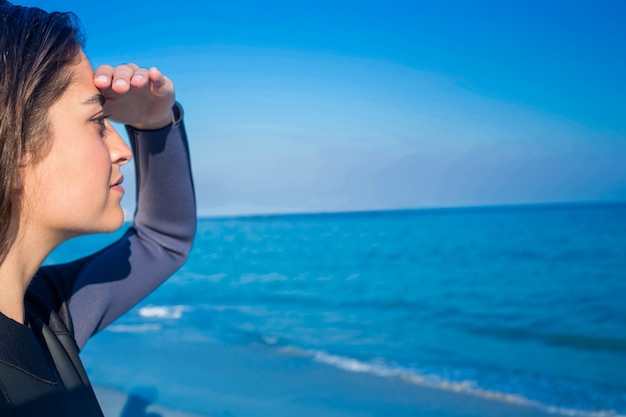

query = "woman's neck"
[
  {"left": 0, "top": 223, "right": 56, "bottom": 324},
  {"left": 0, "top": 273, "right": 28, "bottom": 324}
]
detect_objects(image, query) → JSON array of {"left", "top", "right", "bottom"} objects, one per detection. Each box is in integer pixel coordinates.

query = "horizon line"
[{"left": 195, "top": 199, "right": 626, "bottom": 221}]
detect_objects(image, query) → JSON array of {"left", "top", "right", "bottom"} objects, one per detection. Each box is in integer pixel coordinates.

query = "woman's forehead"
[{"left": 66, "top": 53, "right": 99, "bottom": 101}]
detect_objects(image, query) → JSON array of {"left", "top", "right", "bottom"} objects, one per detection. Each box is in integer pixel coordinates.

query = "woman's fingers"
[
  {"left": 93, "top": 62, "right": 175, "bottom": 129},
  {"left": 111, "top": 63, "right": 139, "bottom": 93},
  {"left": 94, "top": 64, "right": 172, "bottom": 96},
  {"left": 94, "top": 63, "right": 142, "bottom": 93},
  {"left": 147, "top": 67, "right": 174, "bottom": 97},
  {"left": 93, "top": 64, "right": 114, "bottom": 89},
  {"left": 130, "top": 68, "right": 150, "bottom": 89}
]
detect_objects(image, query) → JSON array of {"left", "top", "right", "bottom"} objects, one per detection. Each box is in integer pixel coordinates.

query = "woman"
[{"left": 0, "top": 1, "right": 196, "bottom": 415}]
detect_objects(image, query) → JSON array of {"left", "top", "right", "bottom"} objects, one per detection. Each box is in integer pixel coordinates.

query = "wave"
[
  {"left": 466, "top": 326, "right": 626, "bottom": 354},
  {"left": 107, "top": 324, "right": 162, "bottom": 333},
  {"left": 278, "top": 346, "right": 626, "bottom": 417},
  {"left": 138, "top": 305, "right": 191, "bottom": 320}
]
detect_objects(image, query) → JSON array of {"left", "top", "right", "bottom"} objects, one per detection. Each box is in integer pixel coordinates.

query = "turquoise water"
[{"left": 49, "top": 203, "right": 626, "bottom": 416}]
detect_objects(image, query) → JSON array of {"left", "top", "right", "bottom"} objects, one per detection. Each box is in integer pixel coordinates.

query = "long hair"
[{"left": 0, "top": 1, "right": 84, "bottom": 260}]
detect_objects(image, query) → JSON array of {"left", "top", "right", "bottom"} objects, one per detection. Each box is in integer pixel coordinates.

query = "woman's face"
[{"left": 21, "top": 52, "right": 132, "bottom": 242}]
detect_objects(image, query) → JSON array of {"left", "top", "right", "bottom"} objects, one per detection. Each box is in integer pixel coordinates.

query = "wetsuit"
[{"left": 0, "top": 102, "right": 196, "bottom": 416}]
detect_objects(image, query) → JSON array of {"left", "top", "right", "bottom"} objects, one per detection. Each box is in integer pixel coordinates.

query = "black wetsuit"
[{"left": 0, "top": 103, "right": 196, "bottom": 416}]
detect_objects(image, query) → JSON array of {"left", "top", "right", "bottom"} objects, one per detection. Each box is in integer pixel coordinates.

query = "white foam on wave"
[
  {"left": 279, "top": 346, "right": 625, "bottom": 417},
  {"left": 543, "top": 407, "right": 626, "bottom": 417},
  {"left": 138, "top": 305, "right": 190, "bottom": 320},
  {"left": 237, "top": 273, "right": 288, "bottom": 284},
  {"left": 107, "top": 324, "right": 162, "bottom": 333}
]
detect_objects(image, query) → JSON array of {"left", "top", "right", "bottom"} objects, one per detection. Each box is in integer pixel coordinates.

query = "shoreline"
[{"left": 89, "top": 341, "right": 562, "bottom": 417}]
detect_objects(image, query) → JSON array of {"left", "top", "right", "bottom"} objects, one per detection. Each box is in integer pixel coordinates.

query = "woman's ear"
[
  {"left": 13, "top": 163, "right": 27, "bottom": 193},
  {"left": 11, "top": 179, "right": 22, "bottom": 193}
]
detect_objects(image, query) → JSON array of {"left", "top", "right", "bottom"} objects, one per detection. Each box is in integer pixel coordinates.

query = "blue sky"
[{"left": 23, "top": 1, "right": 626, "bottom": 216}]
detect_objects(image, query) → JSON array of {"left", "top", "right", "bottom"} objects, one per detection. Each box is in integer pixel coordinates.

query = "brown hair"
[{"left": 0, "top": 1, "right": 84, "bottom": 259}]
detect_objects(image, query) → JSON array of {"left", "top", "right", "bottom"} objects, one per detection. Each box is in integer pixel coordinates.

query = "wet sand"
[{"left": 92, "top": 342, "right": 557, "bottom": 417}]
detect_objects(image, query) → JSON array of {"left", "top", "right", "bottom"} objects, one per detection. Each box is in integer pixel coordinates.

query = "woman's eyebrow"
[{"left": 82, "top": 93, "right": 105, "bottom": 106}]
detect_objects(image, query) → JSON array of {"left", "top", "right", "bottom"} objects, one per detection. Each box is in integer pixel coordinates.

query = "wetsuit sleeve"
[{"left": 33, "top": 102, "right": 196, "bottom": 350}]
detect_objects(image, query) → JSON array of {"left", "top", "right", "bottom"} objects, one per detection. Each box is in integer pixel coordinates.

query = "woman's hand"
[{"left": 94, "top": 63, "right": 175, "bottom": 130}]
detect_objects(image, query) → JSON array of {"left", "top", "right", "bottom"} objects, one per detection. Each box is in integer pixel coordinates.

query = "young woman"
[{"left": 0, "top": 1, "right": 196, "bottom": 415}]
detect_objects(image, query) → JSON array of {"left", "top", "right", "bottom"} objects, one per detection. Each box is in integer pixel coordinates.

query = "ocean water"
[{"left": 47, "top": 203, "right": 626, "bottom": 416}]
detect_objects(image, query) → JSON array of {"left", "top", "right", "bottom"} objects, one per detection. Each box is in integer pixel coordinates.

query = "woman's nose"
[{"left": 107, "top": 124, "right": 132, "bottom": 165}]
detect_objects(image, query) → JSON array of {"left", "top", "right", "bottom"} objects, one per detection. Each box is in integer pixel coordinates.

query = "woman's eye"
[{"left": 93, "top": 114, "right": 111, "bottom": 137}]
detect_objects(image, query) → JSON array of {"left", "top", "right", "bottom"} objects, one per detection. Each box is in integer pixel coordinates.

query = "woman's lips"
[{"left": 110, "top": 175, "right": 124, "bottom": 192}]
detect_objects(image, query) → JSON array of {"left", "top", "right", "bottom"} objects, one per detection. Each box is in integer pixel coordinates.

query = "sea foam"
[
  {"left": 107, "top": 324, "right": 162, "bottom": 333},
  {"left": 279, "top": 345, "right": 626, "bottom": 417},
  {"left": 138, "top": 305, "right": 190, "bottom": 320}
]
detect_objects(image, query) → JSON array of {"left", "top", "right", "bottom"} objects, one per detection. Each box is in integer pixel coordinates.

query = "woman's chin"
[
  {"left": 102, "top": 212, "right": 127, "bottom": 232},
  {"left": 86, "top": 210, "right": 127, "bottom": 235}
]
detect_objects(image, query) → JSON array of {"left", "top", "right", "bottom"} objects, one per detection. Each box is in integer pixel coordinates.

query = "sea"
[{"left": 45, "top": 202, "right": 626, "bottom": 417}]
